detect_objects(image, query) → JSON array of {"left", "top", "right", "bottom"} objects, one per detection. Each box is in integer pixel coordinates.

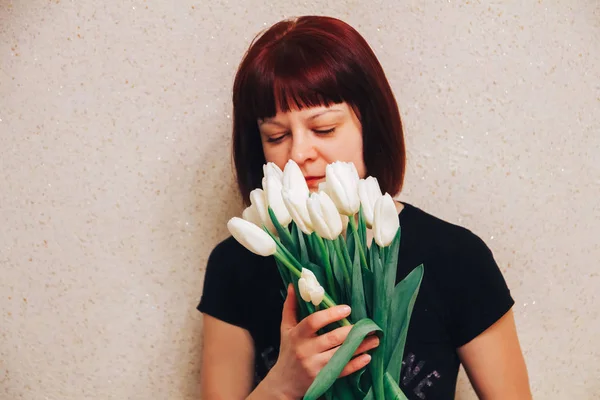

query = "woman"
[{"left": 198, "top": 16, "right": 531, "bottom": 400}]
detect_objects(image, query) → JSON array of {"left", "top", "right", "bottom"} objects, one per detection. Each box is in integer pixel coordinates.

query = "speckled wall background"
[{"left": 1, "top": 1, "right": 598, "bottom": 399}]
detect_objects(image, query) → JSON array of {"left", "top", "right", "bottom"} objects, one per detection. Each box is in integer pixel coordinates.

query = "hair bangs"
[{"left": 242, "top": 46, "right": 350, "bottom": 122}]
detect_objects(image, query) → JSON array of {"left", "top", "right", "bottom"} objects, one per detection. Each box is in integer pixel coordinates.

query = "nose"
[{"left": 289, "top": 131, "right": 317, "bottom": 166}]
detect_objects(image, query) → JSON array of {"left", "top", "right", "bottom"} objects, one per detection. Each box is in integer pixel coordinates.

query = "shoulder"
[
  {"left": 401, "top": 202, "right": 492, "bottom": 261},
  {"left": 206, "top": 234, "right": 276, "bottom": 281}
]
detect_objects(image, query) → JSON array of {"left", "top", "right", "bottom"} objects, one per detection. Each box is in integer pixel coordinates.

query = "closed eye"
[
  {"left": 314, "top": 127, "right": 335, "bottom": 135},
  {"left": 266, "top": 133, "right": 289, "bottom": 143}
]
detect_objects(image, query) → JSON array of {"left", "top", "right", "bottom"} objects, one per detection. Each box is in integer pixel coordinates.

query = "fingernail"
[
  {"left": 339, "top": 305, "right": 351, "bottom": 315},
  {"left": 364, "top": 354, "right": 372, "bottom": 363}
]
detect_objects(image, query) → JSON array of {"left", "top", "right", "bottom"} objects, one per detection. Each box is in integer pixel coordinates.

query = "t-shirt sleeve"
[
  {"left": 197, "top": 238, "right": 250, "bottom": 329},
  {"left": 443, "top": 231, "right": 515, "bottom": 347}
]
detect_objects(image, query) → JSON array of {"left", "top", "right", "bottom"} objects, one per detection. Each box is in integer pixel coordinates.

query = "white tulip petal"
[
  {"left": 373, "top": 193, "right": 399, "bottom": 247},
  {"left": 250, "top": 188, "right": 276, "bottom": 233},
  {"left": 282, "top": 187, "right": 313, "bottom": 234},
  {"left": 301, "top": 268, "right": 317, "bottom": 281},
  {"left": 325, "top": 162, "right": 360, "bottom": 215},
  {"left": 298, "top": 278, "right": 312, "bottom": 302},
  {"left": 265, "top": 175, "right": 292, "bottom": 227},
  {"left": 310, "top": 286, "right": 325, "bottom": 306},
  {"left": 358, "top": 176, "right": 382, "bottom": 228},
  {"left": 227, "top": 217, "right": 277, "bottom": 256},
  {"left": 242, "top": 204, "right": 262, "bottom": 227},
  {"left": 283, "top": 160, "right": 309, "bottom": 198},
  {"left": 318, "top": 181, "right": 328, "bottom": 194},
  {"left": 307, "top": 192, "right": 343, "bottom": 240},
  {"left": 263, "top": 162, "right": 283, "bottom": 181}
]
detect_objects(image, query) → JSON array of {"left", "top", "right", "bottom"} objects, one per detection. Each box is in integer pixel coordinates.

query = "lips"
[{"left": 304, "top": 176, "right": 325, "bottom": 187}]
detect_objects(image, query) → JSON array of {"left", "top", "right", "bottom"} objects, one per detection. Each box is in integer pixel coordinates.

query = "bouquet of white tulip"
[{"left": 227, "top": 160, "right": 424, "bottom": 400}]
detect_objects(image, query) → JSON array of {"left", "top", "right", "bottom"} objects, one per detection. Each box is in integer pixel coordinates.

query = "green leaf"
[
  {"left": 369, "top": 248, "right": 387, "bottom": 400},
  {"left": 382, "top": 229, "right": 401, "bottom": 357},
  {"left": 305, "top": 231, "right": 318, "bottom": 265},
  {"left": 348, "top": 366, "right": 369, "bottom": 398},
  {"left": 268, "top": 207, "right": 296, "bottom": 254},
  {"left": 296, "top": 227, "right": 309, "bottom": 266},
  {"left": 332, "top": 377, "right": 355, "bottom": 398},
  {"left": 306, "top": 262, "right": 327, "bottom": 296},
  {"left": 361, "top": 267, "right": 374, "bottom": 316},
  {"left": 276, "top": 259, "right": 308, "bottom": 320},
  {"left": 386, "top": 264, "right": 424, "bottom": 382},
  {"left": 358, "top": 205, "right": 368, "bottom": 253},
  {"left": 311, "top": 234, "right": 339, "bottom": 304},
  {"left": 346, "top": 226, "right": 355, "bottom": 263},
  {"left": 290, "top": 222, "right": 300, "bottom": 251},
  {"left": 350, "top": 237, "right": 367, "bottom": 322},
  {"left": 338, "top": 236, "right": 354, "bottom": 302},
  {"left": 384, "top": 372, "right": 410, "bottom": 400},
  {"left": 328, "top": 240, "right": 348, "bottom": 305},
  {"left": 303, "top": 319, "right": 383, "bottom": 400},
  {"left": 364, "top": 371, "right": 410, "bottom": 400}
]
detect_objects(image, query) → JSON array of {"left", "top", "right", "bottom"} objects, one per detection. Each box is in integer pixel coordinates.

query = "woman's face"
[{"left": 257, "top": 102, "right": 366, "bottom": 190}]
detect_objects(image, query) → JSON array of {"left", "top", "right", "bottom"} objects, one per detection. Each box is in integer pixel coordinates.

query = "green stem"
[
  {"left": 348, "top": 216, "right": 368, "bottom": 270},
  {"left": 271, "top": 240, "right": 351, "bottom": 327},
  {"left": 333, "top": 237, "right": 352, "bottom": 288},
  {"left": 314, "top": 234, "right": 339, "bottom": 303}
]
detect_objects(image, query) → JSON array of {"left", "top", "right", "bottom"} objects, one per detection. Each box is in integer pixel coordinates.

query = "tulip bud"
[
  {"left": 283, "top": 160, "right": 310, "bottom": 196},
  {"left": 242, "top": 204, "right": 262, "bottom": 227},
  {"left": 263, "top": 162, "right": 283, "bottom": 182},
  {"left": 249, "top": 188, "right": 276, "bottom": 233},
  {"left": 227, "top": 217, "right": 277, "bottom": 257},
  {"left": 307, "top": 192, "right": 343, "bottom": 240},
  {"left": 298, "top": 268, "right": 325, "bottom": 306},
  {"left": 318, "top": 181, "right": 329, "bottom": 194},
  {"left": 358, "top": 176, "right": 382, "bottom": 229},
  {"left": 264, "top": 175, "right": 292, "bottom": 227},
  {"left": 282, "top": 160, "right": 313, "bottom": 234},
  {"left": 325, "top": 161, "right": 360, "bottom": 216},
  {"left": 373, "top": 193, "right": 400, "bottom": 247},
  {"left": 282, "top": 188, "right": 313, "bottom": 234}
]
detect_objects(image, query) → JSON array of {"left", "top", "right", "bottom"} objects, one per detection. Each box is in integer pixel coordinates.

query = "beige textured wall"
[{"left": 1, "top": 1, "right": 598, "bottom": 399}]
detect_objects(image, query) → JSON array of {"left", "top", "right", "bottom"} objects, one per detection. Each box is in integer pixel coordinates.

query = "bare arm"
[
  {"left": 200, "top": 285, "right": 378, "bottom": 400},
  {"left": 201, "top": 314, "right": 293, "bottom": 399},
  {"left": 457, "top": 309, "right": 532, "bottom": 400}
]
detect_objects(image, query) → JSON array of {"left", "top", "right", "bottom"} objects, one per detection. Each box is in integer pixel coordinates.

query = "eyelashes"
[
  {"left": 314, "top": 128, "right": 335, "bottom": 135},
  {"left": 266, "top": 128, "right": 336, "bottom": 143}
]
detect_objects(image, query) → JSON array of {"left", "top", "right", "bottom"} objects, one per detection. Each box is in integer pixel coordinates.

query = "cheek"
[{"left": 262, "top": 144, "right": 288, "bottom": 171}]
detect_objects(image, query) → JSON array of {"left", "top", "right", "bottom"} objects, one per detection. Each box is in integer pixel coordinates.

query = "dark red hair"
[{"left": 232, "top": 16, "right": 406, "bottom": 205}]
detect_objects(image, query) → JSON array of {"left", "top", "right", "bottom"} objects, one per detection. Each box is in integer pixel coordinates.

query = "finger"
[
  {"left": 352, "top": 335, "right": 380, "bottom": 356},
  {"left": 280, "top": 284, "right": 298, "bottom": 331},
  {"left": 316, "top": 334, "right": 379, "bottom": 364},
  {"left": 296, "top": 305, "right": 352, "bottom": 337},
  {"left": 338, "top": 353, "right": 372, "bottom": 378},
  {"left": 309, "top": 325, "right": 353, "bottom": 353}
]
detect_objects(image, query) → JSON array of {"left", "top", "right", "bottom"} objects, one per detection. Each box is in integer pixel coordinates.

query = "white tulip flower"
[
  {"left": 281, "top": 160, "right": 313, "bottom": 234},
  {"left": 373, "top": 193, "right": 400, "bottom": 247},
  {"left": 263, "top": 162, "right": 283, "bottom": 182},
  {"left": 358, "top": 176, "right": 382, "bottom": 228},
  {"left": 264, "top": 175, "right": 292, "bottom": 227},
  {"left": 249, "top": 188, "right": 276, "bottom": 233},
  {"left": 298, "top": 268, "right": 325, "bottom": 306},
  {"left": 242, "top": 204, "right": 262, "bottom": 227},
  {"left": 282, "top": 188, "right": 313, "bottom": 234},
  {"left": 325, "top": 161, "right": 361, "bottom": 216},
  {"left": 307, "top": 191, "right": 343, "bottom": 240},
  {"left": 227, "top": 217, "right": 277, "bottom": 257},
  {"left": 318, "top": 181, "right": 329, "bottom": 194},
  {"left": 282, "top": 160, "right": 310, "bottom": 197}
]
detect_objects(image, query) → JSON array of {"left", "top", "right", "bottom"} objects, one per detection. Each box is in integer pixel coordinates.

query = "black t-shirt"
[{"left": 197, "top": 203, "right": 514, "bottom": 399}]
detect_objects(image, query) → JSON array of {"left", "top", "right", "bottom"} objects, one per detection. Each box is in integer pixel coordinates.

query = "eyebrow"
[{"left": 259, "top": 109, "right": 343, "bottom": 127}]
